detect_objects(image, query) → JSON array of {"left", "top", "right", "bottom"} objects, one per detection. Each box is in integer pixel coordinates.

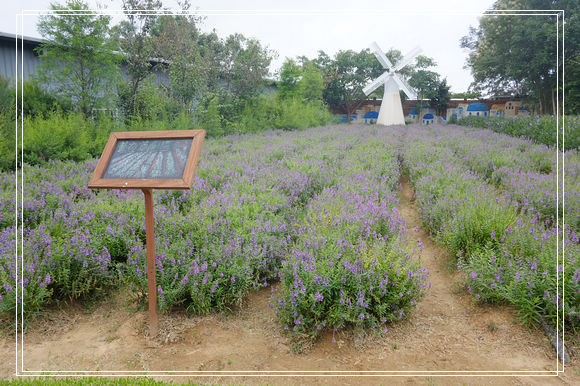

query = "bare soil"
[{"left": 1, "top": 177, "right": 578, "bottom": 385}]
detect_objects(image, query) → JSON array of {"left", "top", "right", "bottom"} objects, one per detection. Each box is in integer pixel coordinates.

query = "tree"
[
  {"left": 151, "top": 3, "right": 206, "bottom": 112},
  {"left": 318, "top": 49, "right": 382, "bottom": 122},
  {"left": 197, "top": 30, "right": 225, "bottom": 92},
  {"left": 460, "top": 0, "right": 580, "bottom": 114},
  {"left": 451, "top": 91, "right": 481, "bottom": 99},
  {"left": 36, "top": 0, "right": 120, "bottom": 116},
  {"left": 278, "top": 58, "right": 325, "bottom": 103},
  {"left": 566, "top": 57, "right": 580, "bottom": 114},
  {"left": 278, "top": 58, "right": 302, "bottom": 100},
  {"left": 407, "top": 55, "right": 440, "bottom": 116},
  {"left": 114, "top": 0, "right": 163, "bottom": 116},
  {"left": 298, "top": 63, "right": 324, "bottom": 103},
  {"left": 221, "top": 34, "right": 274, "bottom": 100},
  {"left": 430, "top": 79, "right": 451, "bottom": 116}
]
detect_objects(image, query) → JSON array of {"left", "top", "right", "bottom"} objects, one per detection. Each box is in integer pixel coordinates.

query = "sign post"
[
  {"left": 142, "top": 188, "right": 157, "bottom": 335},
  {"left": 89, "top": 130, "right": 205, "bottom": 336}
]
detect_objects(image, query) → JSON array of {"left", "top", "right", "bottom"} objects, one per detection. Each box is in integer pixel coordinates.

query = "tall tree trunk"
[
  {"left": 345, "top": 104, "right": 351, "bottom": 123},
  {"left": 131, "top": 78, "right": 141, "bottom": 115},
  {"left": 539, "top": 94, "right": 543, "bottom": 115}
]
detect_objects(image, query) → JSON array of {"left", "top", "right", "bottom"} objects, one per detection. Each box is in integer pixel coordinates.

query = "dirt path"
[{"left": 1, "top": 177, "right": 578, "bottom": 385}]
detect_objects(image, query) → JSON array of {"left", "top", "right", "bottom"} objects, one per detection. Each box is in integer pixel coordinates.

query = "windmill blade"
[
  {"left": 362, "top": 72, "right": 389, "bottom": 96},
  {"left": 394, "top": 46, "right": 422, "bottom": 72},
  {"left": 369, "top": 41, "right": 393, "bottom": 70},
  {"left": 393, "top": 74, "right": 417, "bottom": 99}
]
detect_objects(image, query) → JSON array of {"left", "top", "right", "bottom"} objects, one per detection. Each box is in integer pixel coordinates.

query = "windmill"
[{"left": 363, "top": 42, "right": 421, "bottom": 126}]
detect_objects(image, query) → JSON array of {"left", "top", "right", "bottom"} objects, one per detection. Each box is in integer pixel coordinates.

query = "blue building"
[
  {"left": 363, "top": 110, "right": 378, "bottom": 124},
  {"left": 338, "top": 114, "right": 357, "bottom": 123},
  {"left": 466, "top": 102, "right": 489, "bottom": 117},
  {"left": 408, "top": 108, "right": 419, "bottom": 121},
  {"left": 422, "top": 113, "right": 434, "bottom": 125}
]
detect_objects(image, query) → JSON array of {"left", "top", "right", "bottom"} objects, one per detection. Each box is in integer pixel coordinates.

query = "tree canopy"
[
  {"left": 36, "top": 0, "right": 120, "bottom": 116},
  {"left": 278, "top": 58, "right": 325, "bottom": 103},
  {"left": 460, "top": 0, "right": 580, "bottom": 114},
  {"left": 312, "top": 49, "right": 382, "bottom": 120},
  {"left": 308, "top": 48, "right": 444, "bottom": 120}
]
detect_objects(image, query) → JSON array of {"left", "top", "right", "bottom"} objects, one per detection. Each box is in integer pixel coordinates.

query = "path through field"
[{"left": 1, "top": 157, "right": 578, "bottom": 385}]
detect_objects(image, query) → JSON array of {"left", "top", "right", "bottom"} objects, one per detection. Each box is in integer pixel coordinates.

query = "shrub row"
[
  {"left": 122, "top": 127, "right": 352, "bottom": 313},
  {"left": 455, "top": 115, "right": 580, "bottom": 151},
  {"left": 403, "top": 125, "right": 580, "bottom": 330},
  {"left": 2, "top": 125, "right": 429, "bottom": 343},
  {"left": 432, "top": 126, "right": 580, "bottom": 232},
  {"left": 0, "top": 94, "right": 333, "bottom": 172},
  {"left": 276, "top": 134, "right": 428, "bottom": 340}
]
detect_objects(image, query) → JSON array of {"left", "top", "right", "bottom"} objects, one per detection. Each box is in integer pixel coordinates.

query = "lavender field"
[{"left": 1, "top": 123, "right": 578, "bottom": 338}]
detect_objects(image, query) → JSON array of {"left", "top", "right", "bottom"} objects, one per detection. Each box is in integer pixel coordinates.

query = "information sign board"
[
  {"left": 89, "top": 130, "right": 205, "bottom": 189},
  {"left": 89, "top": 130, "right": 205, "bottom": 336}
]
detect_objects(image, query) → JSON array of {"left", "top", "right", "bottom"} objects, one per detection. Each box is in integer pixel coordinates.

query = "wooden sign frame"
[
  {"left": 88, "top": 130, "right": 205, "bottom": 190},
  {"left": 88, "top": 129, "right": 205, "bottom": 337}
]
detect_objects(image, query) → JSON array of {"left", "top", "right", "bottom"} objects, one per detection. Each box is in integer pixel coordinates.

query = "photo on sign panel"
[{"left": 102, "top": 138, "right": 193, "bottom": 179}]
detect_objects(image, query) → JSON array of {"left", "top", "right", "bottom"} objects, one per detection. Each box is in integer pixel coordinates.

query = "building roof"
[
  {"left": 409, "top": 108, "right": 418, "bottom": 114},
  {"left": 0, "top": 32, "right": 45, "bottom": 45},
  {"left": 423, "top": 113, "right": 434, "bottom": 119},
  {"left": 363, "top": 111, "right": 378, "bottom": 119},
  {"left": 0, "top": 30, "right": 170, "bottom": 66},
  {"left": 467, "top": 102, "right": 489, "bottom": 111}
]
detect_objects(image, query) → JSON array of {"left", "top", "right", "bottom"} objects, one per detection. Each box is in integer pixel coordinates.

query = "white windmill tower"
[{"left": 363, "top": 42, "right": 421, "bottom": 126}]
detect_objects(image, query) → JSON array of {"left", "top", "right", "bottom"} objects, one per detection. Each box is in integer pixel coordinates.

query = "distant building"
[
  {"left": 456, "top": 103, "right": 469, "bottom": 118},
  {"left": 490, "top": 103, "right": 505, "bottom": 117},
  {"left": 422, "top": 113, "right": 434, "bottom": 125},
  {"left": 332, "top": 97, "right": 526, "bottom": 124},
  {"left": 0, "top": 31, "right": 169, "bottom": 87},
  {"left": 363, "top": 110, "right": 378, "bottom": 124},
  {"left": 338, "top": 114, "right": 357, "bottom": 123},
  {"left": 518, "top": 107, "right": 530, "bottom": 117},
  {"left": 446, "top": 108, "right": 458, "bottom": 120},
  {"left": 0, "top": 32, "right": 39, "bottom": 81},
  {"left": 504, "top": 100, "right": 521, "bottom": 117},
  {"left": 466, "top": 102, "right": 489, "bottom": 117}
]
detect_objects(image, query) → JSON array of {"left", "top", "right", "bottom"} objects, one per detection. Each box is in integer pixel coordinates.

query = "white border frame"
[{"left": 12, "top": 7, "right": 567, "bottom": 379}]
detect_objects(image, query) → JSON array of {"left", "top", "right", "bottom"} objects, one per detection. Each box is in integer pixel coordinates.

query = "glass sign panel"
[{"left": 103, "top": 138, "right": 193, "bottom": 179}]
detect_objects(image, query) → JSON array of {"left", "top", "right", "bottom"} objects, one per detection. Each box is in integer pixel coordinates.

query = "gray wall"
[
  {"left": 0, "top": 33, "right": 170, "bottom": 88},
  {"left": 0, "top": 36, "right": 41, "bottom": 81}
]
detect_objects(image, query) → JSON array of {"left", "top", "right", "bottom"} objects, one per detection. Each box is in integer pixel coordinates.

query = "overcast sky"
[{"left": 3, "top": 0, "right": 498, "bottom": 92}]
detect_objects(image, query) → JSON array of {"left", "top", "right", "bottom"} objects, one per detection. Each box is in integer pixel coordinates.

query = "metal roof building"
[
  {"left": 0, "top": 31, "right": 169, "bottom": 87},
  {"left": 0, "top": 32, "right": 44, "bottom": 81}
]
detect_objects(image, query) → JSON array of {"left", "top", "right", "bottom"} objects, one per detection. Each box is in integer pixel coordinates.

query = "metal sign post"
[{"left": 89, "top": 130, "right": 205, "bottom": 336}]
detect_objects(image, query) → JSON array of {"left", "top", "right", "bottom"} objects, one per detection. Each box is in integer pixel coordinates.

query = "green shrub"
[
  {"left": 445, "top": 198, "right": 517, "bottom": 259},
  {"left": 456, "top": 115, "right": 580, "bottom": 151},
  {"left": 0, "top": 113, "right": 15, "bottom": 171},
  {"left": 466, "top": 231, "right": 580, "bottom": 329},
  {"left": 237, "top": 95, "right": 332, "bottom": 133},
  {"left": 199, "top": 94, "right": 226, "bottom": 137},
  {"left": 118, "top": 78, "right": 181, "bottom": 123},
  {"left": 0, "top": 75, "right": 13, "bottom": 116},
  {"left": 22, "top": 112, "right": 93, "bottom": 165}
]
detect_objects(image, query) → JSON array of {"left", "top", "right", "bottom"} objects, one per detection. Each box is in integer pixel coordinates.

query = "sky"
[{"left": 3, "top": 0, "right": 498, "bottom": 93}]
